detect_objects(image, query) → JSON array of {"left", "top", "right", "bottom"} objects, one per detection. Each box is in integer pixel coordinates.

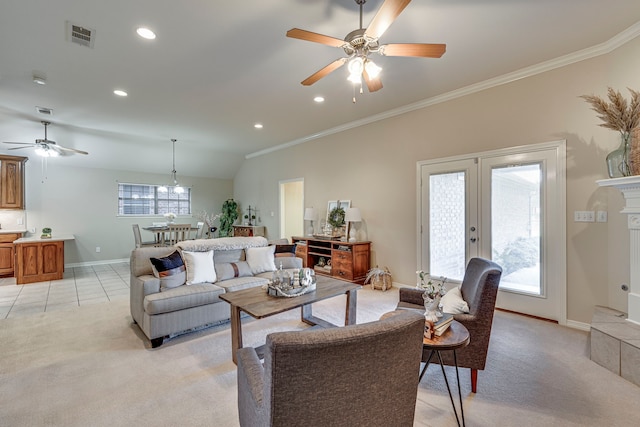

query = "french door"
[{"left": 418, "top": 141, "right": 566, "bottom": 323}]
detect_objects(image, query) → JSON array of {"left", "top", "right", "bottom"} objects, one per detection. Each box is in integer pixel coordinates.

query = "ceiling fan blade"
[
  {"left": 2, "top": 141, "right": 36, "bottom": 146},
  {"left": 363, "top": 69, "right": 383, "bottom": 93},
  {"left": 380, "top": 43, "right": 446, "bottom": 58},
  {"left": 286, "top": 28, "right": 346, "bottom": 48},
  {"left": 365, "top": 0, "right": 412, "bottom": 40},
  {"left": 54, "top": 145, "right": 89, "bottom": 155},
  {"left": 6, "top": 146, "right": 34, "bottom": 151},
  {"left": 301, "top": 58, "right": 347, "bottom": 86}
]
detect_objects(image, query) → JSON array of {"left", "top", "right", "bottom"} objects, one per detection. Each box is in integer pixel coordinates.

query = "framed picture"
[
  {"left": 326, "top": 200, "right": 351, "bottom": 222},
  {"left": 325, "top": 200, "right": 351, "bottom": 236}
]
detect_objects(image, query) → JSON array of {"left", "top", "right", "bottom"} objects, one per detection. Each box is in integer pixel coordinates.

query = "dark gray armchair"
[
  {"left": 236, "top": 310, "right": 425, "bottom": 427},
  {"left": 398, "top": 257, "right": 502, "bottom": 393}
]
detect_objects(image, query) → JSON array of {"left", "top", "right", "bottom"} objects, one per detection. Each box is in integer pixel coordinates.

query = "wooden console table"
[
  {"left": 292, "top": 236, "right": 370, "bottom": 284},
  {"left": 232, "top": 225, "right": 265, "bottom": 237},
  {"left": 14, "top": 234, "right": 75, "bottom": 284}
]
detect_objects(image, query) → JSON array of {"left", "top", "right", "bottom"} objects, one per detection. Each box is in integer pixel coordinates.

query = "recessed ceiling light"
[
  {"left": 314, "top": 96, "right": 325, "bottom": 103},
  {"left": 254, "top": 123, "right": 263, "bottom": 129},
  {"left": 113, "top": 89, "right": 128, "bottom": 97},
  {"left": 136, "top": 27, "right": 156, "bottom": 40}
]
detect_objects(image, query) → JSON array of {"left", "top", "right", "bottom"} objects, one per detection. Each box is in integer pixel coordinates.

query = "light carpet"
[{"left": 1, "top": 286, "right": 639, "bottom": 426}]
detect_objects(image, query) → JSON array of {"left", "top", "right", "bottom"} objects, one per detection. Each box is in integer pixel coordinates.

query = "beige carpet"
[{"left": 1, "top": 286, "right": 639, "bottom": 427}]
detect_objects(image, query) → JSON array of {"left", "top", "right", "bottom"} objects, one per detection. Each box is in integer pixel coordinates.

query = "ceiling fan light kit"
[{"left": 286, "top": 0, "right": 446, "bottom": 98}]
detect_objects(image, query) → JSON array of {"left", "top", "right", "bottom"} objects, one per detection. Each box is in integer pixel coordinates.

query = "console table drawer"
[{"left": 333, "top": 266, "right": 354, "bottom": 280}]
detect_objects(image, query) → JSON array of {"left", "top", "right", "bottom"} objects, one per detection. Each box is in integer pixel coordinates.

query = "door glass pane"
[
  {"left": 429, "top": 172, "right": 466, "bottom": 281},
  {"left": 491, "top": 164, "right": 542, "bottom": 295}
]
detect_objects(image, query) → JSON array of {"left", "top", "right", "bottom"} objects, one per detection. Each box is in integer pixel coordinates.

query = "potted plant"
[
  {"left": 219, "top": 199, "right": 238, "bottom": 237},
  {"left": 364, "top": 266, "right": 392, "bottom": 291}
]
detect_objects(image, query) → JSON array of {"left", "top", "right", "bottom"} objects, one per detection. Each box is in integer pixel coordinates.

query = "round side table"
[{"left": 421, "top": 320, "right": 470, "bottom": 427}]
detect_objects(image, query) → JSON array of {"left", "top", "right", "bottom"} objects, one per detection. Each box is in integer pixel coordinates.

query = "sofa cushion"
[
  {"left": 149, "top": 250, "right": 186, "bottom": 290},
  {"left": 183, "top": 250, "right": 216, "bottom": 285},
  {"left": 215, "top": 261, "right": 253, "bottom": 281},
  {"left": 213, "top": 248, "right": 244, "bottom": 263},
  {"left": 246, "top": 245, "right": 276, "bottom": 274},
  {"left": 144, "top": 283, "right": 224, "bottom": 315}
]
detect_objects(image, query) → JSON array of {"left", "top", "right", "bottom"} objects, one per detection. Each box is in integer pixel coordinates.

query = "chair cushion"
[
  {"left": 441, "top": 286, "right": 470, "bottom": 314},
  {"left": 246, "top": 246, "right": 276, "bottom": 274},
  {"left": 182, "top": 250, "right": 216, "bottom": 285},
  {"left": 144, "top": 283, "right": 224, "bottom": 315},
  {"left": 150, "top": 250, "right": 186, "bottom": 290}
]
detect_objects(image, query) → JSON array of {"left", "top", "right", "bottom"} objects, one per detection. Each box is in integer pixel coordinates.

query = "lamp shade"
[
  {"left": 304, "top": 207, "right": 316, "bottom": 221},
  {"left": 344, "top": 208, "right": 362, "bottom": 223}
]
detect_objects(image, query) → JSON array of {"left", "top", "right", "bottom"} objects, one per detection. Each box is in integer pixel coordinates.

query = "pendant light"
[{"left": 158, "top": 138, "right": 183, "bottom": 193}]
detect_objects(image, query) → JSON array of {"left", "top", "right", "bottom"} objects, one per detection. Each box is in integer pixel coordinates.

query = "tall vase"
[
  {"left": 630, "top": 128, "right": 640, "bottom": 176},
  {"left": 606, "top": 132, "right": 631, "bottom": 178}
]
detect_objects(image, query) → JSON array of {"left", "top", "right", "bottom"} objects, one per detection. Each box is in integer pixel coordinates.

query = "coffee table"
[{"left": 219, "top": 275, "right": 360, "bottom": 364}]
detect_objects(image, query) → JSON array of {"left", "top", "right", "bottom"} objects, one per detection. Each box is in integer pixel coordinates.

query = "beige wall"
[
  {"left": 21, "top": 163, "right": 232, "bottom": 264},
  {"left": 234, "top": 36, "right": 640, "bottom": 324}
]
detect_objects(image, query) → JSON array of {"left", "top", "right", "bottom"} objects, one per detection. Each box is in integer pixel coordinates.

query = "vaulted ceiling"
[{"left": 1, "top": 0, "right": 640, "bottom": 179}]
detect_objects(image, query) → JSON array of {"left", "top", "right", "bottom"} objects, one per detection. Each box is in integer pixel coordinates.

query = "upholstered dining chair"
[
  {"left": 236, "top": 310, "right": 425, "bottom": 427},
  {"left": 132, "top": 224, "right": 157, "bottom": 248},
  {"left": 397, "top": 257, "right": 502, "bottom": 393},
  {"left": 165, "top": 223, "right": 192, "bottom": 246}
]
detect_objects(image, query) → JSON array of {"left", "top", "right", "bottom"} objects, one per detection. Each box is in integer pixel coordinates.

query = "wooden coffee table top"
[{"left": 219, "top": 275, "right": 360, "bottom": 319}]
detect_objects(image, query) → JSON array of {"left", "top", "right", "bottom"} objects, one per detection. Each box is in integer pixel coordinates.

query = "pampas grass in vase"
[{"left": 581, "top": 87, "right": 640, "bottom": 177}]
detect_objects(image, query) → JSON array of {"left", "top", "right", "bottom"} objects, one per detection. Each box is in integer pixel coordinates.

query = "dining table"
[{"left": 142, "top": 224, "right": 198, "bottom": 245}]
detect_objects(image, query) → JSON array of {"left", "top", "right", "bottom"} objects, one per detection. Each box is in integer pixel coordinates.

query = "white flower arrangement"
[
  {"left": 163, "top": 212, "right": 177, "bottom": 220},
  {"left": 416, "top": 270, "right": 447, "bottom": 300}
]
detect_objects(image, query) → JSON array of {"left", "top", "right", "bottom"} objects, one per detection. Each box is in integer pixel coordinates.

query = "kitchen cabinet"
[
  {"left": 14, "top": 235, "right": 74, "bottom": 284},
  {"left": 0, "top": 155, "right": 27, "bottom": 209},
  {"left": 0, "top": 232, "right": 22, "bottom": 276}
]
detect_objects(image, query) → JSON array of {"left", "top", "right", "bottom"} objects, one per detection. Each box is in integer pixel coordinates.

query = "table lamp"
[
  {"left": 304, "top": 207, "right": 316, "bottom": 236},
  {"left": 344, "top": 208, "right": 362, "bottom": 242}
]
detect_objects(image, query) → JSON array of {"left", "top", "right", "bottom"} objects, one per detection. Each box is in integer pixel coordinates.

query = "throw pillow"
[
  {"left": 273, "top": 244, "right": 296, "bottom": 258},
  {"left": 182, "top": 250, "right": 216, "bottom": 285},
  {"left": 150, "top": 251, "right": 186, "bottom": 290},
  {"left": 215, "top": 261, "right": 253, "bottom": 281},
  {"left": 246, "top": 245, "right": 276, "bottom": 274},
  {"left": 440, "top": 286, "right": 470, "bottom": 314}
]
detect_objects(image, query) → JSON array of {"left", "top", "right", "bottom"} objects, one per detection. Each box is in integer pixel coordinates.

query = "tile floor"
[{"left": 0, "top": 262, "right": 130, "bottom": 319}]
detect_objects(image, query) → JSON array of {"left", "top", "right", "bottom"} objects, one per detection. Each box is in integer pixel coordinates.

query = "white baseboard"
[
  {"left": 65, "top": 258, "right": 129, "bottom": 269},
  {"left": 565, "top": 319, "right": 591, "bottom": 331}
]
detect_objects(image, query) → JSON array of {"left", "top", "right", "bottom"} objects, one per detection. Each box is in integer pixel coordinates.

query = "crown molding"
[{"left": 247, "top": 21, "right": 640, "bottom": 160}]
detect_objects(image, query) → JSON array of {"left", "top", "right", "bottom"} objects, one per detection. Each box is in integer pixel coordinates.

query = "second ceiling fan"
[{"left": 286, "top": 0, "right": 446, "bottom": 93}]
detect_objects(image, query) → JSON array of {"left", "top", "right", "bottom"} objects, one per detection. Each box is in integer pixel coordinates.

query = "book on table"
[{"left": 432, "top": 313, "right": 454, "bottom": 337}]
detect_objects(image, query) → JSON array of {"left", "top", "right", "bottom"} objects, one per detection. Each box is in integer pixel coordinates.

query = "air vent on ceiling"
[
  {"left": 66, "top": 21, "right": 95, "bottom": 48},
  {"left": 35, "top": 106, "right": 53, "bottom": 115}
]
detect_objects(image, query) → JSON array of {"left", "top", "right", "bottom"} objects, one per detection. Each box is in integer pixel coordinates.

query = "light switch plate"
[{"left": 574, "top": 211, "right": 595, "bottom": 222}]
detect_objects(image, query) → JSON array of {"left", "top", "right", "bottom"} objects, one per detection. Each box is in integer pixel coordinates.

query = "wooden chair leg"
[{"left": 471, "top": 368, "right": 478, "bottom": 393}]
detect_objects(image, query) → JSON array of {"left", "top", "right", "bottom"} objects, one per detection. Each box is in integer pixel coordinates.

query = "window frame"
[{"left": 117, "top": 182, "right": 192, "bottom": 217}]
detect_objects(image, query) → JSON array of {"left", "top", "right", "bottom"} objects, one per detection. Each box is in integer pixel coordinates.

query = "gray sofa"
[{"left": 130, "top": 236, "right": 302, "bottom": 347}]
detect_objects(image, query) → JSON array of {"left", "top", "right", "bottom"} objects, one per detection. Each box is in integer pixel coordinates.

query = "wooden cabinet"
[
  {"left": 0, "top": 233, "right": 22, "bottom": 276},
  {"left": 0, "top": 155, "right": 27, "bottom": 209},
  {"left": 233, "top": 225, "right": 265, "bottom": 237},
  {"left": 292, "top": 237, "right": 371, "bottom": 284},
  {"left": 15, "top": 240, "right": 65, "bottom": 284}
]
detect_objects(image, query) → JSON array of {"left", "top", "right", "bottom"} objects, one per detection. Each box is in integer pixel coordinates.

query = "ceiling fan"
[
  {"left": 2, "top": 121, "right": 88, "bottom": 157},
  {"left": 286, "top": 0, "right": 446, "bottom": 93}
]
